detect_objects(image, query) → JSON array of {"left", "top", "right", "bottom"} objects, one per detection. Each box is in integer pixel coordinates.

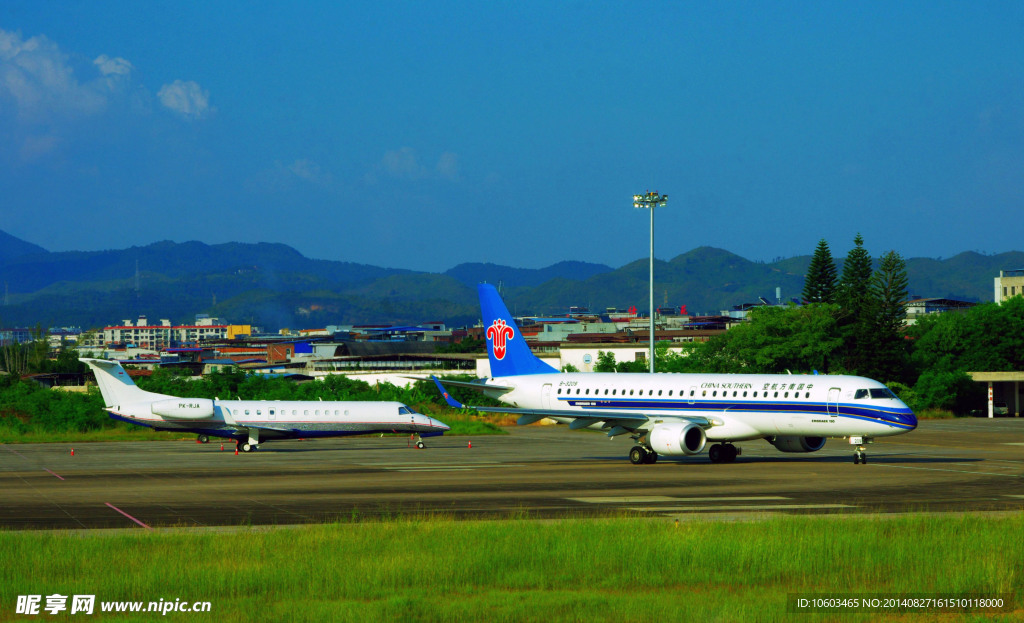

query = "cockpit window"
[
  {"left": 870, "top": 388, "right": 897, "bottom": 400},
  {"left": 854, "top": 389, "right": 869, "bottom": 399},
  {"left": 398, "top": 406, "right": 411, "bottom": 415}
]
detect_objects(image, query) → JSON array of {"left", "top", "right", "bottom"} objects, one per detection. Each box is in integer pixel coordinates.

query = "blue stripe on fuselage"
[{"left": 557, "top": 398, "right": 916, "bottom": 430}]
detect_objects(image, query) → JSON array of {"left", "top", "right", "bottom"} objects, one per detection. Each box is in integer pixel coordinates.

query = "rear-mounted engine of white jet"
[{"left": 150, "top": 398, "right": 215, "bottom": 419}]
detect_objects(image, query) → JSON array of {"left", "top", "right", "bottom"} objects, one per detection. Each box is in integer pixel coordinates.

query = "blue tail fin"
[{"left": 478, "top": 283, "right": 558, "bottom": 377}]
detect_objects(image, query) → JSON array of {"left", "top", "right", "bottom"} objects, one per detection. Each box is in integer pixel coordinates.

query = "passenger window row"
[{"left": 556, "top": 388, "right": 813, "bottom": 399}]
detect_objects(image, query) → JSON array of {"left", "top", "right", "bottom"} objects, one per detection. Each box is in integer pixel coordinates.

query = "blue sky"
[{"left": 2, "top": 2, "right": 1022, "bottom": 271}]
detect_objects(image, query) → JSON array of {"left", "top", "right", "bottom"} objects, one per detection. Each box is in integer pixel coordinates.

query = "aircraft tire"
[
  {"left": 629, "top": 446, "right": 646, "bottom": 465},
  {"left": 724, "top": 445, "right": 737, "bottom": 462},
  {"left": 645, "top": 451, "right": 658, "bottom": 464},
  {"left": 416, "top": 441, "right": 425, "bottom": 449},
  {"left": 197, "top": 435, "right": 209, "bottom": 444},
  {"left": 708, "top": 444, "right": 722, "bottom": 464},
  {"left": 242, "top": 443, "right": 253, "bottom": 453}
]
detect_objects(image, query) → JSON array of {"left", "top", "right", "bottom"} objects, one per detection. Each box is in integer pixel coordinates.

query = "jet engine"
[
  {"left": 649, "top": 422, "right": 707, "bottom": 456},
  {"left": 769, "top": 435, "right": 826, "bottom": 453},
  {"left": 151, "top": 398, "right": 215, "bottom": 419}
]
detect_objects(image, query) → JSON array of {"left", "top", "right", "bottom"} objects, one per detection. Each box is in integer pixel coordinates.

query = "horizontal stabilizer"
[
  {"left": 431, "top": 376, "right": 466, "bottom": 409},
  {"left": 425, "top": 377, "right": 514, "bottom": 393}
]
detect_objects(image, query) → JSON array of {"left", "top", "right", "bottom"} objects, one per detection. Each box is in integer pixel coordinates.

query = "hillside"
[{"left": 0, "top": 230, "right": 1015, "bottom": 329}]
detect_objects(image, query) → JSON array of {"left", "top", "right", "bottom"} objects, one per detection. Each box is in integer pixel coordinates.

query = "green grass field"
[{"left": 1, "top": 513, "right": 1020, "bottom": 622}]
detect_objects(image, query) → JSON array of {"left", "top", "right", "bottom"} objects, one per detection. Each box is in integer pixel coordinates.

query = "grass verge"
[{"left": 0, "top": 513, "right": 1020, "bottom": 621}]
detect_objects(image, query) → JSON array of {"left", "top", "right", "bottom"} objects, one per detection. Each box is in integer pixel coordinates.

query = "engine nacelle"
[
  {"left": 649, "top": 422, "right": 707, "bottom": 456},
  {"left": 769, "top": 435, "right": 826, "bottom": 453},
  {"left": 151, "top": 398, "right": 215, "bottom": 419}
]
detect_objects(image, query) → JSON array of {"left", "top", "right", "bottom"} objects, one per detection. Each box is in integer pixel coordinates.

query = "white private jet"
[
  {"left": 81, "top": 358, "right": 449, "bottom": 451},
  {"left": 433, "top": 284, "right": 916, "bottom": 464}
]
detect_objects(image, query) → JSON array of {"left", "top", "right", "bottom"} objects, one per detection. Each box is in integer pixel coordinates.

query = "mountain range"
[{"left": 0, "top": 230, "right": 1017, "bottom": 330}]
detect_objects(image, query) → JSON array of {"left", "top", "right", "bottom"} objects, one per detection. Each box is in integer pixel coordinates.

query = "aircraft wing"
[
  {"left": 432, "top": 376, "right": 708, "bottom": 436},
  {"left": 406, "top": 375, "right": 515, "bottom": 393}
]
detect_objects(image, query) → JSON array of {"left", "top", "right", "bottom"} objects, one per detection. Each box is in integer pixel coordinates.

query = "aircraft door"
[
  {"left": 542, "top": 384, "right": 552, "bottom": 409},
  {"left": 827, "top": 388, "right": 841, "bottom": 416}
]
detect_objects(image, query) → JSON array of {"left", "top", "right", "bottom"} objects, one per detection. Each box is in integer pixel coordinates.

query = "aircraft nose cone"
[{"left": 432, "top": 417, "right": 450, "bottom": 432}]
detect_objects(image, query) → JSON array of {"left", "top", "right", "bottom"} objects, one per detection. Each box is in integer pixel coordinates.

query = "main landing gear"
[
  {"left": 235, "top": 429, "right": 261, "bottom": 453},
  {"left": 629, "top": 445, "right": 658, "bottom": 464},
  {"left": 708, "top": 443, "right": 739, "bottom": 464},
  {"left": 197, "top": 434, "right": 210, "bottom": 444},
  {"left": 235, "top": 440, "right": 259, "bottom": 452}
]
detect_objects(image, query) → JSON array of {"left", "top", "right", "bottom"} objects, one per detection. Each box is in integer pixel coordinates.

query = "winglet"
[{"left": 432, "top": 376, "right": 466, "bottom": 409}]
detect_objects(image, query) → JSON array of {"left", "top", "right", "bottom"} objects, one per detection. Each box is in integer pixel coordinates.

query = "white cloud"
[
  {"left": 382, "top": 146, "right": 428, "bottom": 180},
  {"left": 19, "top": 134, "right": 58, "bottom": 162},
  {"left": 436, "top": 151, "right": 459, "bottom": 180},
  {"left": 157, "top": 79, "right": 212, "bottom": 119},
  {"left": 93, "top": 54, "right": 132, "bottom": 77},
  {"left": 288, "top": 159, "right": 333, "bottom": 185},
  {"left": 0, "top": 28, "right": 107, "bottom": 121},
  {"left": 370, "top": 147, "right": 460, "bottom": 183}
]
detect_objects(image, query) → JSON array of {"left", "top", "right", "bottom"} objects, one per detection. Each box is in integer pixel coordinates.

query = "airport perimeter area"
[{"left": 2, "top": 418, "right": 1022, "bottom": 530}]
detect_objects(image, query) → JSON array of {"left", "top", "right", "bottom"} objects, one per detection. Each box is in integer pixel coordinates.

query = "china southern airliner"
[
  {"left": 434, "top": 284, "right": 916, "bottom": 464},
  {"left": 82, "top": 358, "right": 449, "bottom": 451}
]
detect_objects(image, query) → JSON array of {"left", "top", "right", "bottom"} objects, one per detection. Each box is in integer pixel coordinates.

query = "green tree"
[
  {"left": 910, "top": 369, "right": 983, "bottom": 414},
  {"left": 802, "top": 239, "right": 838, "bottom": 304},
  {"left": 864, "top": 250, "right": 909, "bottom": 382},
  {"left": 909, "top": 297, "right": 1024, "bottom": 374},
  {"left": 660, "top": 305, "right": 844, "bottom": 374},
  {"left": 836, "top": 233, "right": 874, "bottom": 372}
]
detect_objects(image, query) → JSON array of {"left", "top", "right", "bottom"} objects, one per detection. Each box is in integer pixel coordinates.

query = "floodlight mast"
[{"left": 633, "top": 191, "right": 668, "bottom": 373}]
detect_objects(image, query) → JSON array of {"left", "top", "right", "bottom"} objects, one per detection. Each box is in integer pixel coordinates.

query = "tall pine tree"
[
  {"left": 837, "top": 233, "right": 874, "bottom": 372},
  {"left": 802, "top": 239, "right": 838, "bottom": 304},
  {"left": 865, "top": 250, "right": 909, "bottom": 382}
]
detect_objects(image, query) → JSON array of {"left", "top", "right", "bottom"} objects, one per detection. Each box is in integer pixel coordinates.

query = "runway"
[{"left": 2, "top": 418, "right": 1023, "bottom": 530}]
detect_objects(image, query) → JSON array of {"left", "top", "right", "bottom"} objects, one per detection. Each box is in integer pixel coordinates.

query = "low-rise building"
[{"left": 994, "top": 269, "right": 1024, "bottom": 303}]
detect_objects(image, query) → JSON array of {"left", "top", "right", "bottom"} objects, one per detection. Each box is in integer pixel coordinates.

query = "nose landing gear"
[{"left": 849, "top": 436, "right": 872, "bottom": 464}]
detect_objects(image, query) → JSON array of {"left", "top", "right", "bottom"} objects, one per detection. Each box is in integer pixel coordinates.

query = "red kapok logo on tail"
[{"left": 486, "top": 319, "right": 514, "bottom": 360}]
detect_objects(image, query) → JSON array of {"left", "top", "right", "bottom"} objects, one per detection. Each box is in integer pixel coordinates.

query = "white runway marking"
[
  {"left": 633, "top": 504, "right": 853, "bottom": 512},
  {"left": 569, "top": 496, "right": 789, "bottom": 504},
  {"left": 872, "top": 464, "right": 1021, "bottom": 477}
]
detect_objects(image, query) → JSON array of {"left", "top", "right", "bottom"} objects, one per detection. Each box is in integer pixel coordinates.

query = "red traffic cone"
[
  {"left": 234, "top": 446, "right": 238, "bottom": 456},
  {"left": 70, "top": 448, "right": 75, "bottom": 456},
  {"left": 467, "top": 441, "right": 472, "bottom": 449},
  {"left": 220, "top": 443, "right": 224, "bottom": 451}
]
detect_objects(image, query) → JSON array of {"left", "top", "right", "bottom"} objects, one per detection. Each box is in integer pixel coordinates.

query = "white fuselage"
[
  {"left": 483, "top": 372, "right": 917, "bottom": 441},
  {"left": 111, "top": 398, "right": 449, "bottom": 440}
]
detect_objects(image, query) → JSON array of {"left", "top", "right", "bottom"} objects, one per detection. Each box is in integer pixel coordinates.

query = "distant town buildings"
[
  {"left": 994, "top": 269, "right": 1024, "bottom": 303},
  {"left": 99, "top": 315, "right": 252, "bottom": 350}
]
